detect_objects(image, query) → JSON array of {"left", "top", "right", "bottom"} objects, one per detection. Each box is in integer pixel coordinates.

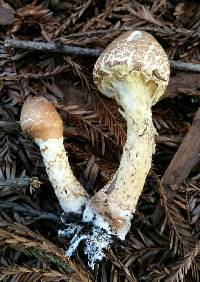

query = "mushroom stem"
[
  {"left": 35, "top": 137, "right": 88, "bottom": 214},
  {"left": 83, "top": 74, "right": 157, "bottom": 237}
]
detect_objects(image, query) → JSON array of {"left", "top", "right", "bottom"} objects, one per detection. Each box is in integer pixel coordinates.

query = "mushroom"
[
  {"left": 64, "top": 31, "right": 170, "bottom": 267},
  {"left": 20, "top": 96, "right": 89, "bottom": 215}
]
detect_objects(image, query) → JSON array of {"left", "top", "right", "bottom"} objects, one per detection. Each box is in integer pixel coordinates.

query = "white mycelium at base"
[
  {"left": 35, "top": 137, "right": 88, "bottom": 214},
  {"left": 60, "top": 221, "right": 113, "bottom": 269}
]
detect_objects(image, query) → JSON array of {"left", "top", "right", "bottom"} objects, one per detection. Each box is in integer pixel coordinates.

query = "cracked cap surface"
[
  {"left": 93, "top": 31, "right": 170, "bottom": 103},
  {"left": 20, "top": 96, "right": 63, "bottom": 141}
]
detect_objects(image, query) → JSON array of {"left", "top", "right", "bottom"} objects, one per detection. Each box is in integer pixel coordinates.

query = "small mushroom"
[
  {"left": 66, "top": 31, "right": 169, "bottom": 266},
  {"left": 20, "top": 96, "right": 89, "bottom": 215}
]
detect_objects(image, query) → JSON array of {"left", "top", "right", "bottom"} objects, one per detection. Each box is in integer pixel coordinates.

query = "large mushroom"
[
  {"left": 64, "top": 31, "right": 170, "bottom": 267},
  {"left": 20, "top": 96, "right": 89, "bottom": 215}
]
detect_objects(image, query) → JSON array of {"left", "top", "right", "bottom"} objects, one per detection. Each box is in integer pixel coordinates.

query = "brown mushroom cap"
[
  {"left": 20, "top": 96, "right": 63, "bottom": 141},
  {"left": 93, "top": 31, "right": 170, "bottom": 103}
]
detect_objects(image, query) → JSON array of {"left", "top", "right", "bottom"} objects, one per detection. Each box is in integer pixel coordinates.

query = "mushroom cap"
[
  {"left": 20, "top": 96, "right": 63, "bottom": 141},
  {"left": 93, "top": 31, "right": 170, "bottom": 104}
]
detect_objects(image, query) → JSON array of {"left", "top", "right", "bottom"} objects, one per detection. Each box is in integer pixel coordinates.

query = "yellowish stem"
[
  {"left": 35, "top": 137, "right": 89, "bottom": 214},
  {"left": 83, "top": 74, "right": 157, "bottom": 237}
]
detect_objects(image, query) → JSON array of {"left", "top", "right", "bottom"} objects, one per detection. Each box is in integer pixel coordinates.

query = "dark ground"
[{"left": 0, "top": 0, "right": 200, "bottom": 281}]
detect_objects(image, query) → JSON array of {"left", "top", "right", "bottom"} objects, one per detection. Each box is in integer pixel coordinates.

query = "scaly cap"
[{"left": 93, "top": 31, "right": 170, "bottom": 104}]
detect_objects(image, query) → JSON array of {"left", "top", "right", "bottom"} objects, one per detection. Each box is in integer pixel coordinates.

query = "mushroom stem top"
[{"left": 111, "top": 72, "right": 156, "bottom": 130}]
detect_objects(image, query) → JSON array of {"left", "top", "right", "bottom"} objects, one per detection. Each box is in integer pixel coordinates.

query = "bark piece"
[
  {"left": 161, "top": 108, "right": 200, "bottom": 186},
  {"left": 166, "top": 72, "right": 200, "bottom": 98},
  {"left": 0, "top": 0, "right": 14, "bottom": 25}
]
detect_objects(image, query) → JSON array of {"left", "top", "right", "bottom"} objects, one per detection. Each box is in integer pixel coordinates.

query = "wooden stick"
[
  {"left": 4, "top": 39, "right": 102, "bottom": 57},
  {"left": 0, "top": 176, "right": 41, "bottom": 190},
  {"left": 4, "top": 39, "right": 200, "bottom": 72},
  {"left": 170, "top": 61, "right": 200, "bottom": 73},
  {"left": 161, "top": 108, "right": 200, "bottom": 186}
]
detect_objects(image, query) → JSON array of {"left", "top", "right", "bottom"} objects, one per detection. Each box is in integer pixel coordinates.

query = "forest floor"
[{"left": 0, "top": 1, "right": 200, "bottom": 281}]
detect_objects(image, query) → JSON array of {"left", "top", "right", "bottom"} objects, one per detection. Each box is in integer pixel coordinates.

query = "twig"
[
  {"left": 0, "top": 176, "right": 41, "bottom": 190},
  {"left": 4, "top": 38, "right": 200, "bottom": 73},
  {"left": 0, "top": 120, "right": 20, "bottom": 132},
  {"left": 4, "top": 39, "right": 102, "bottom": 57},
  {"left": 170, "top": 61, "right": 200, "bottom": 73}
]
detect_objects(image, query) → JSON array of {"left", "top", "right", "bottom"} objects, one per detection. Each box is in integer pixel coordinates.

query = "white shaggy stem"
[
  {"left": 35, "top": 137, "right": 89, "bottom": 214},
  {"left": 83, "top": 76, "right": 157, "bottom": 238}
]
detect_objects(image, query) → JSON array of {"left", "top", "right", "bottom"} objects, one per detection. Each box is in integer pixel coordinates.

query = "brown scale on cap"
[
  {"left": 20, "top": 96, "right": 63, "bottom": 141},
  {"left": 93, "top": 31, "right": 170, "bottom": 101}
]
